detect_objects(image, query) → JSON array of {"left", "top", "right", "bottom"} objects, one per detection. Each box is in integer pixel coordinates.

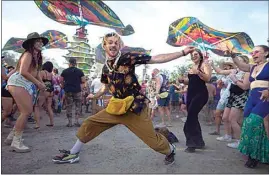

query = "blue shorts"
[
  {"left": 208, "top": 97, "right": 219, "bottom": 110},
  {"left": 157, "top": 96, "right": 170, "bottom": 107},
  {"left": 216, "top": 100, "right": 228, "bottom": 111}
]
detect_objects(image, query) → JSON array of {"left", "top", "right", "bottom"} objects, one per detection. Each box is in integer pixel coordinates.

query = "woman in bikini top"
[
  {"left": 33, "top": 61, "right": 54, "bottom": 129},
  {"left": 42, "top": 65, "right": 54, "bottom": 93}
]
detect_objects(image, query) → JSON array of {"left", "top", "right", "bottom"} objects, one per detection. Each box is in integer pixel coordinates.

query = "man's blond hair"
[{"left": 101, "top": 32, "right": 124, "bottom": 50}]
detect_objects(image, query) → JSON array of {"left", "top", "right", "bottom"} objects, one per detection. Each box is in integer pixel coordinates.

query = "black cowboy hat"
[
  {"left": 7, "top": 65, "right": 15, "bottom": 69},
  {"left": 22, "top": 32, "right": 49, "bottom": 49}
]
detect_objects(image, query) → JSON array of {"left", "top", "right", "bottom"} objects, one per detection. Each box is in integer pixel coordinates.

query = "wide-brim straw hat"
[
  {"left": 221, "top": 61, "right": 236, "bottom": 69},
  {"left": 22, "top": 32, "right": 49, "bottom": 49}
]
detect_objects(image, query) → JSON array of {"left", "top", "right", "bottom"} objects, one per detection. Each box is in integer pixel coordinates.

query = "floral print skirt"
[{"left": 238, "top": 113, "right": 269, "bottom": 163}]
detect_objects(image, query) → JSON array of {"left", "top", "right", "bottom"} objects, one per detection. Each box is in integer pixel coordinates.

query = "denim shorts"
[
  {"left": 157, "top": 96, "right": 170, "bottom": 107},
  {"left": 216, "top": 100, "right": 228, "bottom": 111}
]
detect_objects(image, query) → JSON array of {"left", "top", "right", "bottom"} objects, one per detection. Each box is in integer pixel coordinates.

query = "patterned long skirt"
[{"left": 238, "top": 113, "right": 269, "bottom": 163}]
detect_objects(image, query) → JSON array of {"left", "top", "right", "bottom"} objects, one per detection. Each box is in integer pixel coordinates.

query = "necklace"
[{"left": 105, "top": 51, "right": 121, "bottom": 72}]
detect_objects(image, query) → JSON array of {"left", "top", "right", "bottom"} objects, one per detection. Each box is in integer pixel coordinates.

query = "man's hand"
[{"left": 86, "top": 94, "right": 95, "bottom": 100}]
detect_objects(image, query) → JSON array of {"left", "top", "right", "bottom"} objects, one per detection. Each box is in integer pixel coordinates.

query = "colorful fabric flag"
[
  {"left": 166, "top": 17, "right": 254, "bottom": 56},
  {"left": 41, "top": 30, "right": 68, "bottom": 49},
  {"left": 2, "top": 30, "right": 68, "bottom": 53},
  {"left": 114, "top": 24, "right": 135, "bottom": 36},
  {"left": 35, "top": 0, "right": 123, "bottom": 28},
  {"left": 2, "top": 37, "right": 25, "bottom": 53}
]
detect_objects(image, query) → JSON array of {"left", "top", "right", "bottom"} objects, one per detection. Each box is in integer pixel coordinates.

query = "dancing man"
[{"left": 52, "top": 32, "right": 195, "bottom": 165}]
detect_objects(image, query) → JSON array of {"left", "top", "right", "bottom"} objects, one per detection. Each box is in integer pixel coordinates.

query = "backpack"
[
  {"left": 160, "top": 74, "right": 169, "bottom": 92},
  {"left": 155, "top": 127, "right": 179, "bottom": 144}
]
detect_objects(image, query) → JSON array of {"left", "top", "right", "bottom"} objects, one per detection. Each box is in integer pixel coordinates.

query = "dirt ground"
[{"left": 1, "top": 108, "right": 269, "bottom": 174}]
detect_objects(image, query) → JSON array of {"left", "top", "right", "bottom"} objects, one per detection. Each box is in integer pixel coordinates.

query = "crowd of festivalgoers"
[{"left": 1, "top": 32, "right": 269, "bottom": 169}]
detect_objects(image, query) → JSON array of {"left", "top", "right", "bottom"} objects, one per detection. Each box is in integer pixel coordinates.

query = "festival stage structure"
[{"left": 63, "top": 27, "right": 96, "bottom": 76}]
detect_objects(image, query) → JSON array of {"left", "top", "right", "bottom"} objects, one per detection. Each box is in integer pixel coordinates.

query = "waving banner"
[
  {"left": 2, "top": 37, "right": 25, "bottom": 53},
  {"left": 41, "top": 30, "right": 68, "bottom": 49},
  {"left": 34, "top": 0, "right": 134, "bottom": 36},
  {"left": 2, "top": 30, "right": 68, "bottom": 53},
  {"left": 167, "top": 17, "right": 254, "bottom": 56}
]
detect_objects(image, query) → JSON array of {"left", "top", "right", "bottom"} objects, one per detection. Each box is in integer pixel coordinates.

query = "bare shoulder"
[
  {"left": 20, "top": 52, "right": 33, "bottom": 62},
  {"left": 22, "top": 51, "right": 32, "bottom": 58}
]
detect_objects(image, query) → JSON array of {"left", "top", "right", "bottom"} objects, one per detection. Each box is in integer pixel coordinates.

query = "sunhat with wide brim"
[
  {"left": 22, "top": 32, "right": 49, "bottom": 49},
  {"left": 221, "top": 61, "right": 236, "bottom": 69}
]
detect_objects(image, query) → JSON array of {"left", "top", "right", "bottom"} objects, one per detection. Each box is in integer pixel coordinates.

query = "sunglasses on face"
[
  {"left": 105, "top": 32, "right": 117, "bottom": 37},
  {"left": 192, "top": 53, "right": 199, "bottom": 56},
  {"left": 250, "top": 50, "right": 260, "bottom": 55}
]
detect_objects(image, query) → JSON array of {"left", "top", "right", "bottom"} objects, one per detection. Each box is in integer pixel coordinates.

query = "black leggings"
[{"left": 184, "top": 91, "right": 208, "bottom": 148}]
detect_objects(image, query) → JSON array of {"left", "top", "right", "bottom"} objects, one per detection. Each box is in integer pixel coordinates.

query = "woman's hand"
[
  {"left": 259, "top": 89, "right": 269, "bottom": 102},
  {"left": 228, "top": 73, "right": 238, "bottom": 84},
  {"left": 183, "top": 46, "right": 196, "bottom": 55},
  {"left": 37, "top": 82, "right": 46, "bottom": 91},
  {"left": 224, "top": 46, "right": 241, "bottom": 58},
  {"left": 86, "top": 94, "right": 95, "bottom": 100}
]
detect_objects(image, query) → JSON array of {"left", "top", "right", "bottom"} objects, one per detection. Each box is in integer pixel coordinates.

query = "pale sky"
[{"left": 1, "top": 1, "right": 268, "bottom": 77}]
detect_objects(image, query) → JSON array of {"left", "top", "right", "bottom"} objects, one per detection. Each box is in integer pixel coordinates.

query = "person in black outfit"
[
  {"left": 61, "top": 58, "right": 86, "bottom": 127},
  {"left": 178, "top": 49, "right": 212, "bottom": 153}
]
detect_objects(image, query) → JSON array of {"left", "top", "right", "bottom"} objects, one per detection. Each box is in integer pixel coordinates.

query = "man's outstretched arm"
[{"left": 148, "top": 46, "right": 195, "bottom": 64}]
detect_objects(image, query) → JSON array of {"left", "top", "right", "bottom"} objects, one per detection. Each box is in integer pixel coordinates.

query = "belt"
[{"left": 250, "top": 80, "right": 269, "bottom": 90}]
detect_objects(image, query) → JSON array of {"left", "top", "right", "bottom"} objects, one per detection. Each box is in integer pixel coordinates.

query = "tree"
[
  {"left": 160, "top": 69, "right": 170, "bottom": 77},
  {"left": 2, "top": 51, "right": 18, "bottom": 66},
  {"left": 169, "top": 65, "right": 191, "bottom": 81}
]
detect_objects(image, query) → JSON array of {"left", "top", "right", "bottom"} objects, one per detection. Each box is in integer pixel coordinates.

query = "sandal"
[
  {"left": 46, "top": 124, "right": 54, "bottom": 127},
  {"left": 74, "top": 123, "right": 81, "bottom": 127},
  {"left": 66, "top": 123, "right": 72, "bottom": 127},
  {"left": 34, "top": 126, "right": 40, "bottom": 129},
  {"left": 184, "top": 147, "right": 195, "bottom": 153},
  {"left": 245, "top": 157, "right": 259, "bottom": 168}
]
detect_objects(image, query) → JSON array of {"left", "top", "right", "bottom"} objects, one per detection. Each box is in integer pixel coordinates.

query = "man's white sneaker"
[
  {"left": 216, "top": 135, "right": 232, "bottom": 142},
  {"left": 156, "top": 122, "right": 166, "bottom": 127},
  {"left": 227, "top": 141, "right": 240, "bottom": 149}
]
